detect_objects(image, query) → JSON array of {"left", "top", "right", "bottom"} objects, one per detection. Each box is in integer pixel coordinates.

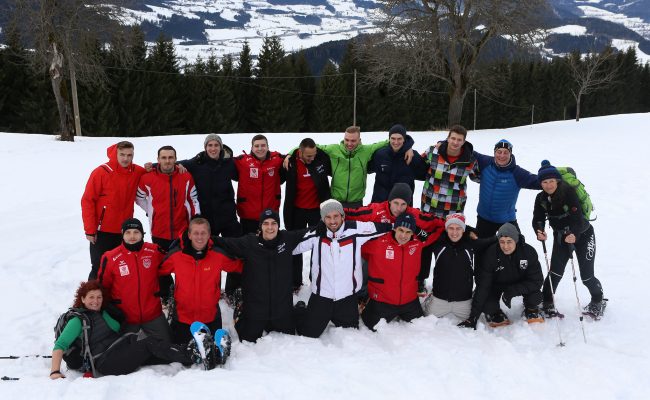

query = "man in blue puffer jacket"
[
  {"left": 474, "top": 139, "right": 540, "bottom": 238},
  {"left": 368, "top": 124, "right": 426, "bottom": 203}
]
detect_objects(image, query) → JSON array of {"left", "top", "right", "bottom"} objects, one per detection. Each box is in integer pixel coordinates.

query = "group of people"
[{"left": 51, "top": 124, "right": 606, "bottom": 379}]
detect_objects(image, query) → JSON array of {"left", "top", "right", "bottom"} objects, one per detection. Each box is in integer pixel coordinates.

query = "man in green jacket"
[{"left": 286, "top": 126, "right": 411, "bottom": 208}]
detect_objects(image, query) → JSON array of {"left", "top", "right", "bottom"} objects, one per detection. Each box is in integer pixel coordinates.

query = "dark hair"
[
  {"left": 189, "top": 216, "right": 211, "bottom": 234},
  {"left": 448, "top": 125, "right": 467, "bottom": 139},
  {"left": 251, "top": 134, "right": 268, "bottom": 145},
  {"left": 116, "top": 141, "right": 134, "bottom": 150},
  {"left": 157, "top": 145, "right": 176, "bottom": 157},
  {"left": 72, "top": 280, "right": 109, "bottom": 309},
  {"left": 299, "top": 138, "right": 316, "bottom": 149}
]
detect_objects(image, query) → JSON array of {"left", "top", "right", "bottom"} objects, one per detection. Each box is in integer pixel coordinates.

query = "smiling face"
[
  {"left": 324, "top": 210, "right": 344, "bottom": 232},
  {"left": 82, "top": 289, "right": 103, "bottom": 312},
  {"left": 494, "top": 148, "right": 511, "bottom": 166},
  {"left": 252, "top": 139, "right": 269, "bottom": 159},
  {"left": 394, "top": 226, "right": 413, "bottom": 245},
  {"left": 389, "top": 133, "right": 405, "bottom": 152},
  {"left": 541, "top": 178, "right": 558, "bottom": 195},
  {"left": 206, "top": 140, "right": 221, "bottom": 160},
  {"left": 446, "top": 224, "right": 464, "bottom": 242},
  {"left": 447, "top": 132, "right": 466, "bottom": 155},
  {"left": 499, "top": 237, "right": 517, "bottom": 255},
  {"left": 344, "top": 131, "right": 361, "bottom": 152},
  {"left": 188, "top": 222, "right": 210, "bottom": 251},
  {"left": 123, "top": 228, "right": 143, "bottom": 245},
  {"left": 299, "top": 146, "right": 317, "bottom": 164},
  {"left": 260, "top": 218, "right": 279, "bottom": 240}
]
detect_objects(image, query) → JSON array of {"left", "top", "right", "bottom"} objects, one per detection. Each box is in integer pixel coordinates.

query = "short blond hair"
[{"left": 345, "top": 126, "right": 360, "bottom": 135}]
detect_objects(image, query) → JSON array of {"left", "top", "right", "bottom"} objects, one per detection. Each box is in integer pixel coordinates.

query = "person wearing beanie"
[
  {"left": 98, "top": 218, "right": 172, "bottom": 343},
  {"left": 533, "top": 161, "right": 606, "bottom": 319},
  {"left": 283, "top": 138, "right": 332, "bottom": 291},
  {"left": 345, "top": 183, "right": 446, "bottom": 296},
  {"left": 291, "top": 201, "right": 392, "bottom": 338},
  {"left": 82, "top": 141, "right": 147, "bottom": 280},
  {"left": 458, "top": 224, "right": 545, "bottom": 329},
  {"left": 359, "top": 212, "right": 439, "bottom": 330},
  {"left": 424, "top": 213, "right": 496, "bottom": 321},
  {"left": 368, "top": 125, "right": 426, "bottom": 203},
  {"left": 472, "top": 139, "right": 540, "bottom": 239}
]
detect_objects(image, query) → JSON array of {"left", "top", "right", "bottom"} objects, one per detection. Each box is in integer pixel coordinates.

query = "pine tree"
[
  {"left": 313, "top": 61, "right": 350, "bottom": 132},
  {"left": 235, "top": 41, "right": 257, "bottom": 132},
  {"left": 288, "top": 51, "right": 316, "bottom": 132}
]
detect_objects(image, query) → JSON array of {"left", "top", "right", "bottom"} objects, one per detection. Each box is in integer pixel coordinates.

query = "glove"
[
  {"left": 501, "top": 292, "right": 513, "bottom": 309},
  {"left": 415, "top": 227, "right": 428, "bottom": 242},
  {"left": 457, "top": 315, "right": 478, "bottom": 329},
  {"left": 315, "top": 220, "right": 327, "bottom": 236}
]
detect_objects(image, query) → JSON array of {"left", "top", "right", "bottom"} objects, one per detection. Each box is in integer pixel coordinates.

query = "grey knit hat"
[
  {"left": 320, "top": 199, "right": 345, "bottom": 221},
  {"left": 204, "top": 133, "right": 223, "bottom": 149},
  {"left": 497, "top": 223, "right": 520, "bottom": 244}
]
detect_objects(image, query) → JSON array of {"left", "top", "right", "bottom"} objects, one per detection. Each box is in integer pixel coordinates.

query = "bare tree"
[
  {"left": 11, "top": 0, "right": 127, "bottom": 141},
  {"left": 360, "top": 0, "right": 548, "bottom": 127},
  {"left": 567, "top": 48, "right": 619, "bottom": 121}
]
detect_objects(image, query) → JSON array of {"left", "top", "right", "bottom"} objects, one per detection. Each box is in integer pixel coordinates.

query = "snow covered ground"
[{"left": 0, "top": 114, "right": 649, "bottom": 399}]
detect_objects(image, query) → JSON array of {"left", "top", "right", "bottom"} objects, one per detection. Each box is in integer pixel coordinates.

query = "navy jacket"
[
  {"left": 368, "top": 135, "right": 426, "bottom": 203},
  {"left": 474, "top": 152, "right": 540, "bottom": 224}
]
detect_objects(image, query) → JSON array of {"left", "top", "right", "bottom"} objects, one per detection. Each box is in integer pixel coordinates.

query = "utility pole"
[
  {"left": 353, "top": 69, "right": 357, "bottom": 126},
  {"left": 473, "top": 88, "right": 477, "bottom": 131},
  {"left": 531, "top": 105, "right": 535, "bottom": 126}
]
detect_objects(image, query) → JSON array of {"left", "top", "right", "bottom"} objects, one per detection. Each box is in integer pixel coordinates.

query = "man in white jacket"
[{"left": 292, "top": 199, "right": 389, "bottom": 338}]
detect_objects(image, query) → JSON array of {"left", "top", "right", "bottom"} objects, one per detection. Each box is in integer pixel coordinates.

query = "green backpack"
[{"left": 557, "top": 167, "right": 595, "bottom": 221}]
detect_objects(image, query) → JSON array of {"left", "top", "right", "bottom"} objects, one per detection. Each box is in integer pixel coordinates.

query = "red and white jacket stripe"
[{"left": 136, "top": 166, "right": 200, "bottom": 240}]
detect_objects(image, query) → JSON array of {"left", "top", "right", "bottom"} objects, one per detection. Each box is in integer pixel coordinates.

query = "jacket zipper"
[
  {"left": 169, "top": 174, "right": 174, "bottom": 240},
  {"left": 135, "top": 253, "right": 143, "bottom": 323}
]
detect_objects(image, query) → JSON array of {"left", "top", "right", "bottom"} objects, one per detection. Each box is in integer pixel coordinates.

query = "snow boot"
[
  {"left": 542, "top": 302, "right": 564, "bottom": 319},
  {"left": 524, "top": 308, "right": 545, "bottom": 324},
  {"left": 485, "top": 310, "right": 511, "bottom": 327},
  {"left": 189, "top": 322, "right": 219, "bottom": 370},
  {"left": 583, "top": 298, "right": 608, "bottom": 320},
  {"left": 213, "top": 329, "right": 231, "bottom": 366}
]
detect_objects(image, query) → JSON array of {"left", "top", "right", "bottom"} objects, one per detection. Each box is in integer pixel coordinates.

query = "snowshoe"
[
  {"left": 213, "top": 329, "right": 232, "bottom": 366},
  {"left": 417, "top": 280, "right": 428, "bottom": 297},
  {"left": 189, "top": 322, "right": 218, "bottom": 370},
  {"left": 582, "top": 298, "right": 608, "bottom": 320},
  {"left": 524, "top": 308, "right": 545, "bottom": 324},
  {"left": 542, "top": 303, "right": 564, "bottom": 319},
  {"left": 485, "top": 310, "right": 511, "bottom": 328},
  {"left": 225, "top": 288, "right": 243, "bottom": 309}
]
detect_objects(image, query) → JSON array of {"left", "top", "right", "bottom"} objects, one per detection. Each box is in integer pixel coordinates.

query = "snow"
[
  {"left": 579, "top": 5, "right": 650, "bottom": 40},
  {"left": 548, "top": 24, "right": 589, "bottom": 36},
  {"left": 1, "top": 113, "right": 649, "bottom": 398},
  {"left": 611, "top": 38, "right": 650, "bottom": 63}
]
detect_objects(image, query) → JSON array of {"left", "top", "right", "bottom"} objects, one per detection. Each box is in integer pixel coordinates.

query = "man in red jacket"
[
  {"left": 98, "top": 218, "right": 171, "bottom": 342},
  {"left": 160, "top": 217, "right": 242, "bottom": 345},
  {"left": 228, "top": 135, "right": 285, "bottom": 298},
  {"left": 81, "top": 141, "right": 147, "bottom": 280},
  {"left": 137, "top": 146, "right": 201, "bottom": 302},
  {"left": 361, "top": 213, "right": 437, "bottom": 330}
]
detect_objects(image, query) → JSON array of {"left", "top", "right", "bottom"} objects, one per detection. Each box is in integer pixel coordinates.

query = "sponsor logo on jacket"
[{"left": 519, "top": 260, "right": 528, "bottom": 270}]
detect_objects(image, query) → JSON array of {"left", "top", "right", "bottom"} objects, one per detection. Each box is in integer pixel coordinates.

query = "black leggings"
[
  {"left": 361, "top": 299, "right": 423, "bottom": 330},
  {"left": 543, "top": 225, "right": 603, "bottom": 304},
  {"left": 297, "top": 293, "right": 358, "bottom": 338},
  {"left": 96, "top": 335, "right": 192, "bottom": 376}
]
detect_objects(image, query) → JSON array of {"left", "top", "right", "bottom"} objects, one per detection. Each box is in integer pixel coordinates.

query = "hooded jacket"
[
  {"left": 233, "top": 150, "right": 285, "bottom": 220},
  {"left": 81, "top": 144, "right": 146, "bottom": 235},
  {"left": 160, "top": 234, "right": 242, "bottom": 325},
  {"left": 532, "top": 180, "right": 590, "bottom": 240},
  {"left": 318, "top": 139, "right": 388, "bottom": 203}
]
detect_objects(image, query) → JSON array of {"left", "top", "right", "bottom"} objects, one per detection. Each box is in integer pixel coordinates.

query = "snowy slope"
[{"left": 1, "top": 114, "right": 649, "bottom": 399}]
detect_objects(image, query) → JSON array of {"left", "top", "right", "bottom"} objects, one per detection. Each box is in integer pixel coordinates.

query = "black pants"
[
  {"left": 225, "top": 218, "right": 259, "bottom": 295},
  {"left": 235, "top": 313, "right": 295, "bottom": 343},
  {"left": 96, "top": 334, "right": 192, "bottom": 376},
  {"left": 298, "top": 293, "right": 359, "bottom": 338},
  {"left": 171, "top": 318, "right": 222, "bottom": 345},
  {"left": 482, "top": 289, "right": 543, "bottom": 315},
  {"left": 543, "top": 225, "right": 603, "bottom": 304},
  {"left": 476, "top": 215, "right": 520, "bottom": 238},
  {"left": 153, "top": 237, "right": 175, "bottom": 300},
  {"left": 123, "top": 314, "right": 172, "bottom": 343},
  {"left": 286, "top": 207, "right": 321, "bottom": 288},
  {"left": 88, "top": 231, "right": 122, "bottom": 280},
  {"left": 361, "top": 299, "right": 423, "bottom": 330}
]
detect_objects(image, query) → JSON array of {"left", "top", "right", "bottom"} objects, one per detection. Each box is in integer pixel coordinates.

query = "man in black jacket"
[
  {"left": 458, "top": 223, "right": 544, "bottom": 329},
  {"left": 180, "top": 134, "right": 241, "bottom": 238},
  {"left": 213, "top": 209, "right": 309, "bottom": 343},
  {"left": 283, "top": 138, "right": 332, "bottom": 291}
]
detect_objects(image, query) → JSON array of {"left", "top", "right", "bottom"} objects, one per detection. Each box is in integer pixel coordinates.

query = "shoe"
[
  {"left": 542, "top": 302, "right": 563, "bottom": 319},
  {"left": 417, "top": 280, "right": 428, "bottom": 297},
  {"left": 190, "top": 328, "right": 218, "bottom": 370},
  {"left": 525, "top": 308, "right": 545, "bottom": 324},
  {"left": 485, "top": 310, "right": 511, "bottom": 327},
  {"left": 213, "top": 329, "right": 231, "bottom": 365},
  {"left": 225, "top": 288, "right": 242, "bottom": 308},
  {"left": 583, "top": 298, "right": 608, "bottom": 319}
]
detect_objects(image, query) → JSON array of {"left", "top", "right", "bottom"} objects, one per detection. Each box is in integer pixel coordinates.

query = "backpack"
[
  {"left": 556, "top": 167, "right": 595, "bottom": 221},
  {"left": 54, "top": 308, "right": 97, "bottom": 375}
]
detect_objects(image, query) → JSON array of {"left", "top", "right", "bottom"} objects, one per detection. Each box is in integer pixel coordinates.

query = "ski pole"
[
  {"left": 1, "top": 376, "right": 19, "bottom": 381},
  {"left": 568, "top": 242, "right": 587, "bottom": 344},
  {"left": 0, "top": 355, "right": 51, "bottom": 359},
  {"left": 540, "top": 239, "right": 565, "bottom": 347}
]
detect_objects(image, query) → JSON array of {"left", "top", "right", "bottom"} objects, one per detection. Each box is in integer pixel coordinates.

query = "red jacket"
[
  {"left": 81, "top": 144, "right": 146, "bottom": 235},
  {"left": 160, "top": 238, "right": 242, "bottom": 325},
  {"left": 362, "top": 232, "right": 431, "bottom": 305},
  {"left": 98, "top": 242, "right": 165, "bottom": 324},
  {"left": 345, "top": 202, "right": 445, "bottom": 240},
  {"left": 136, "top": 166, "right": 200, "bottom": 240},
  {"left": 233, "top": 151, "right": 284, "bottom": 220}
]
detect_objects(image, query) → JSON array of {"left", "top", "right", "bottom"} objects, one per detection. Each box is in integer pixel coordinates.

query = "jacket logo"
[
  {"left": 316, "top": 165, "right": 325, "bottom": 174},
  {"left": 268, "top": 168, "right": 275, "bottom": 177},
  {"left": 277, "top": 243, "right": 286, "bottom": 253},
  {"left": 142, "top": 258, "right": 152, "bottom": 269},
  {"left": 119, "top": 264, "right": 130, "bottom": 276},
  {"left": 250, "top": 168, "right": 258, "bottom": 178},
  {"left": 112, "top": 253, "right": 122, "bottom": 261},
  {"left": 519, "top": 260, "right": 528, "bottom": 270},
  {"left": 409, "top": 247, "right": 417, "bottom": 255},
  {"left": 385, "top": 248, "right": 394, "bottom": 259}
]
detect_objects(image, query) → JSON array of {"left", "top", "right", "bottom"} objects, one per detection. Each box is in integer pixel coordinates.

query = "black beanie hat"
[
  {"left": 388, "top": 124, "right": 407, "bottom": 139},
  {"left": 259, "top": 208, "right": 280, "bottom": 227},
  {"left": 388, "top": 183, "right": 413, "bottom": 206},
  {"left": 394, "top": 212, "right": 417, "bottom": 232},
  {"left": 537, "top": 160, "right": 562, "bottom": 183},
  {"left": 122, "top": 218, "right": 144, "bottom": 235}
]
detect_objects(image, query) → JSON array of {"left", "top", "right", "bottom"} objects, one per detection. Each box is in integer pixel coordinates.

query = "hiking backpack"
[
  {"left": 54, "top": 308, "right": 97, "bottom": 375},
  {"left": 556, "top": 167, "right": 595, "bottom": 221}
]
